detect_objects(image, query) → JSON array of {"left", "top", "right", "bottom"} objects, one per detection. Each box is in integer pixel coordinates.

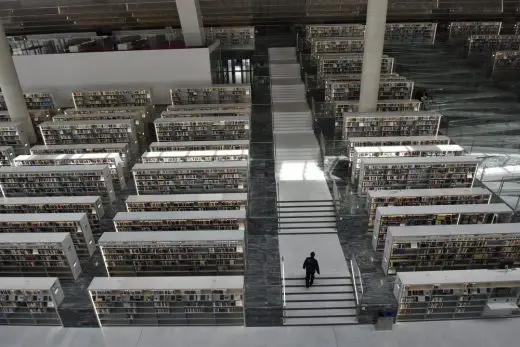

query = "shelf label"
[
  {"left": 236, "top": 246, "right": 243, "bottom": 253},
  {"left": 239, "top": 223, "right": 245, "bottom": 231},
  {"left": 236, "top": 300, "right": 243, "bottom": 307}
]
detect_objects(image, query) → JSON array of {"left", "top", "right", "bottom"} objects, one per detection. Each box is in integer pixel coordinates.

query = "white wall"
[{"left": 13, "top": 48, "right": 213, "bottom": 106}]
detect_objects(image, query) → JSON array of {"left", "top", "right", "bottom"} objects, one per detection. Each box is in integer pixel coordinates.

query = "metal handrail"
[
  {"left": 350, "top": 259, "right": 359, "bottom": 306},
  {"left": 355, "top": 259, "right": 364, "bottom": 299},
  {"left": 281, "top": 256, "right": 287, "bottom": 320}
]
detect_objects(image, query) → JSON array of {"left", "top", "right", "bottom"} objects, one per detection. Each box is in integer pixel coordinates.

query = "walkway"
[{"left": 268, "top": 47, "right": 357, "bottom": 326}]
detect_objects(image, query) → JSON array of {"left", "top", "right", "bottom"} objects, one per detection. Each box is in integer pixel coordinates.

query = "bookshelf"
[
  {"left": 0, "top": 277, "right": 65, "bottom": 326},
  {"left": 64, "top": 106, "right": 150, "bottom": 117},
  {"left": 448, "top": 22, "right": 502, "bottom": 41},
  {"left": 0, "top": 122, "right": 30, "bottom": 155},
  {"left": 161, "top": 107, "right": 251, "bottom": 119},
  {"left": 325, "top": 80, "right": 414, "bottom": 102},
  {"left": 331, "top": 100, "right": 421, "bottom": 127},
  {"left": 383, "top": 224, "right": 520, "bottom": 275},
  {"left": 394, "top": 269, "right": 520, "bottom": 322},
  {"left": 154, "top": 116, "right": 250, "bottom": 142},
  {"left": 88, "top": 276, "right": 244, "bottom": 326},
  {"left": 358, "top": 156, "right": 480, "bottom": 194},
  {"left": 343, "top": 112, "right": 441, "bottom": 139},
  {"left": 317, "top": 54, "right": 394, "bottom": 76},
  {"left": 149, "top": 140, "right": 249, "bottom": 152},
  {"left": 0, "top": 92, "right": 55, "bottom": 111},
  {"left": 305, "top": 24, "right": 366, "bottom": 41},
  {"left": 467, "top": 35, "right": 520, "bottom": 56},
  {"left": 315, "top": 72, "right": 406, "bottom": 89},
  {"left": 99, "top": 230, "right": 245, "bottom": 276},
  {"left": 38, "top": 119, "right": 139, "bottom": 156},
  {"left": 0, "top": 165, "right": 116, "bottom": 203},
  {"left": 30, "top": 143, "right": 131, "bottom": 168},
  {"left": 0, "top": 146, "right": 15, "bottom": 166},
  {"left": 373, "top": 203, "right": 513, "bottom": 251},
  {"left": 0, "top": 213, "right": 96, "bottom": 259},
  {"left": 132, "top": 162, "right": 248, "bottom": 195},
  {"left": 170, "top": 85, "right": 251, "bottom": 105},
  {"left": 346, "top": 135, "right": 450, "bottom": 160},
  {"left": 205, "top": 26, "right": 255, "bottom": 49},
  {"left": 14, "top": 153, "right": 126, "bottom": 190},
  {"left": 310, "top": 37, "right": 365, "bottom": 57},
  {"left": 166, "top": 104, "right": 251, "bottom": 112},
  {"left": 113, "top": 210, "right": 246, "bottom": 232},
  {"left": 141, "top": 150, "right": 249, "bottom": 164},
  {"left": 491, "top": 51, "right": 520, "bottom": 79},
  {"left": 125, "top": 193, "right": 247, "bottom": 212},
  {"left": 0, "top": 196, "right": 105, "bottom": 240},
  {"left": 384, "top": 23, "right": 437, "bottom": 44},
  {"left": 72, "top": 89, "right": 152, "bottom": 108},
  {"left": 366, "top": 187, "right": 492, "bottom": 229},
  {"left": 351, "top": 144, "right": 465, "bottom": 184},
  {"left": 0, "top": 233, "right": 81, "bottom": 280}
]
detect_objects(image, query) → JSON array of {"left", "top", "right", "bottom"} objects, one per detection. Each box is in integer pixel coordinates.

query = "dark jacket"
[{"left": 303, "top": 257, "right": 320, "bottom": 274}]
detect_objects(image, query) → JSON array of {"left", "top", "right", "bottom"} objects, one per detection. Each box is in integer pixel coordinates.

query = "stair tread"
[
  {"left": 285, "top": 278, "right": 352, "bottom": 286},
  {"left": 278, "top": 207, "right": 335, "bottom": 212},
  {"left": 278, "top": 229, "right": 337, "bottom": 234},
  {"left": 278, "top": 211, "right": 336, "bottom": 217},
  {"left": 284, "top": 316, "right": 358, "bottom": 325},
  {"left": 286, "top": 300, "right": 356, "bottom": 310},
  {"left": 286, "top": 285, "right": 353, "bottom": 294},
  {"left": 278, "top": 223, "right": 336, "bottom": 228},
  {"left": 278, "top": 201, "right": 334, "bottom": 206},
  {"left": 286, "top": 293, "right": 355, "bottom": 301},
  {"left": 279, "top": 216, "right": 336, "bottom": 222},
  {"left": 284, "top": 308, "right": 357, "bottom": 317}
]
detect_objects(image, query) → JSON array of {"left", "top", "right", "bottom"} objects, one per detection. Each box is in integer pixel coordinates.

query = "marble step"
[
  {"left": 278, "top": 211, "right": 336, "bottom": 217},
  {"left": 278, "top": 201, "right": 334, "bottom": 206},
  {"left": 284, "top": 316, "right": 358, "bottom": 325},
  {"left": 285, "top": 285, "right": 353, "bottom": 294},
  {"left": 278, "top": 206, "right": 334, "bottom": 212},
  {"left": 285, "top": 278, "right": 352, "bottom": 286},
  {"left": 284, "top": 308, "right": 357, "bottom": 317},
  {"left": 285, "top": 300, "right": 356, "bottom": 310},
  {"left": 286, "top": 292, "right": 355, "bottom": 302},
  {"left": 278, "top": 228, "right": 337, "bottom": 234}
]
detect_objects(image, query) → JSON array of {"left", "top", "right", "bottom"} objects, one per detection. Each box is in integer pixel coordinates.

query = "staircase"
[{"left": 278, "top": 200, "right": 336, "bottom": 234}]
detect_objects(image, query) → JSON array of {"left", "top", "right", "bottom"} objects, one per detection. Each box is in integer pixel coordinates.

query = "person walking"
[{"left": 303, "top": 251, "right": 320, "bottom": 288}]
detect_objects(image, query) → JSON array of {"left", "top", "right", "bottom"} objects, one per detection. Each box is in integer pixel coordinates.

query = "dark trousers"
[{"left": 305, "top": 271, "right": 315, "bottom": 287}]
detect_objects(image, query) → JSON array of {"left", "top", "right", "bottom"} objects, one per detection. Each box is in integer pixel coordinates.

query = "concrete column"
[
  {"left": 359, "top": 0, "right": 388, "bottom": 112},
  {"left": 176, "top": 0, "right": 205, "bottom": 47},
  {"left": 0, "top": 23, "right": 36, "bottom": 143}
]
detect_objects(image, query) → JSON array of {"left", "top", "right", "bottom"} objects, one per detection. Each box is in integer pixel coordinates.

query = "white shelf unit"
[
  {"left": 351, "top": 144, "right": 465, "bottom": 184},
  {"left": 0, "top": 146, "right": 15, "bottom": 166},
  {"left": 149, "top": 140, "right": 249, "bottom": 152},
  {"left": 72, "top": 89, "right": 152, "bottom": 108},
  {"left": 30, "top": 143, "right": 131, "bottom": 168},
  {"left": 154, "top": 116, "right": 250, "bottom": 142},
  {"left": 309, "top": 37, "right": 364, "bottom": 58},
  {"left": 132, "top": 162, "right": 248, "bottom": 195},
  {"left": 99, "top": 230, "right": 245, "bottom": 276},
  {"left": 384, "top": 23, "right": 437, "bottom": 44},
  {"left": 394, "top": 269, "right": 520, "bottom": 322},
  {"left": 113, "top": 210, "right": 246, "bottom": 232},
  {"left": 0, "top": 196, "right": 105, "bottom": 240},
  {"left": 373, "top": 203, "right": 513, "bottom": 251},
  {"left": 357, "top": 156, "right": 480, "bottom": 194},
  {"left": 305, "top": 24, "right": 366, "bottom": 41},
  {"left": 343, "top": 111, "right": 441, "bottom": 139},
  {"left": 0, "top": 277, "right": 65, "bottom": 326},
  {"left": 64, "top": 106, "right": 150, "bottom": 116},
  {"left": 166, "top": 103, "right": 251, "bottom": 112},
  {"left": 317, "top": 54, "right": 394, "bottom": 76},
  {"left": 38, "top": 119, "right": 139, "bottom": 156},
  {"left": 366, "top": 187, "right": 492, "bottom": 229},
  {"left": 125, "top": 193, "right": 247, "bottom": 212},
  {"left": 141, "top": 150, "right": 249, "bottom": 164},
  {"left": 14, "top": 153, "right": 126, "bottom": 190},
  {"left": 331, "top": 100, "right": 422, "bottom": 127},
  {"left": 491, "top": 51, "right": 520, "bottom": 79},
  {"left": 346, "top": 135, "right": 451, "bottom": 160},
  {"left": 0, "top": 92, "right": 55, "bottom": 111},
  {"left": 448, "top": 22, "right": 502, "bottom": 41},
  {"left": 467, "top": 35, "right": 520, "bottom": 56},
  {"left": 383, "top": 224, "right": 520, "bottom": 275},
  {"left": 205, "top": 26, "right": 255, "bottom": 49},
  {"left": 317, "top": 72, "right": 406, "bottom": 89},
  {"left": 160, "top": 107, "right": 251, "bottom": 119},
  {"left": 0, "top": 233, "right": 81, "bottom": 280},
  {"left": 88, "top": 276, "right": 244, "bottom": 326},
  {"left": 0, "top": 122, "right": 30, "bottom": 155},
  {"left": 170, "top": 85, "right": 251, "bottom": 105},
  {"left": 0, "top": 213, "right": 96, "bottom": 259},
  {"left": 325, "top": 80, "right": 414, "bottom": 102},
  {"left": 0, "top": 165, "right": 116, "bottom": 203}
]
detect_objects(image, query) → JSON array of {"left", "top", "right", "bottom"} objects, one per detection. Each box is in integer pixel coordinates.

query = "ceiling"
[{"left": 0, "top": 0, "right": 514, "bottom": 35}]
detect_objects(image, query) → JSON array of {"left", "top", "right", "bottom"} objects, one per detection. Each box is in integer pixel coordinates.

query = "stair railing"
[
  {"left": 281, "top": 256, "right": 287, "bottom": 322},
  {"left": 350, "top": 259, "right": 359, "bottom": 307}
]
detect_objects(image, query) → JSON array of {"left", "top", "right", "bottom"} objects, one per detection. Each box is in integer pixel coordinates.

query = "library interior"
[{"left": 1, "top": 0, "right": 520, "bottom": 346}]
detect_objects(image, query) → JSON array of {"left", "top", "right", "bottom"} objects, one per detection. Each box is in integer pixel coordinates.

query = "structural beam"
[
  {"left": 0, "top": 22, "right": 36, "bottom": 143},
  {"left": 176, "top": 0, "right": 205, "bottom": 47},
  {"left": 359, "top": 0, "right": 388, "bottom": 112}
]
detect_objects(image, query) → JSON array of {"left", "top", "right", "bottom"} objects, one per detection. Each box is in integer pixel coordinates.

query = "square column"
[
  {"left": 176, "top": 0, "right": 205, "bottom": 47},
  {"left": 359, "top": 0, "right": 388, "bottom": 112}
]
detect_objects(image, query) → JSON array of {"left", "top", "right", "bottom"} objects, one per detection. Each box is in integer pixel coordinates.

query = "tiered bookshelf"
[
  {"left": 125, "top": 193, "right": 247, "bottom": 212},
  {"left": 132, "top": 162, "right": 248, "bottom": 195},
  {"left": 38, "top": 119, "right": 139, "bottom": 155},
  {"left": 317, "top": 54, "right": 394, "bottom": 76},
  {"left": 205, "top": 26, "right": 255, "bottom": 49},
  {"left": 149, "top": 140, "right": 249, "bottom": 152},
  {"left": 0, "top": 277, "right": 65, "bottom": 326},
  {"left": 491, "top": 51, "right": 520, "bottom": 79},
  {"left": 154, "top": 116, "right": 249, "bottom": 142},
  {"left": 467, "top": 35, "right": 520, "bottom": 56},
  {"left": 357, "top": 156, "right": 480, "bottom": 194},
  {"left": 325, "top": 80, "right": 414, "bottom": 102},
  {"left": 0, "top": 92, "right": 55, "bottom": 111},
  {"left": 343, "top": 112, "right": 441, "bottom": 139},
  {"left": 0, "top": 146, "right": 15, "bottom": 166},
  {"left": 305, "top": 24, "right": 366, "bottom": 41},
  {"left": 64, "top": 106, "right": 150, "bottom": 117},
  {"left": 383, "top": 224, "right": 520, "bottom": 275},
  {"left": 332, "top": 100, "right": 421, "bottom": 127},
  {"left": 14, "top": 153, "right": 126, "bottom": 190},
  {"left": 316, "top": 72, "right": 406, "bottom": 89},
  {"left": 30, "top": 143, "right": 131, "bottom": 168},
  {"left": 0, "top": 165, "right": 116, "bottom": 203},
  {"left": 88, "top": 276, "right": 244, "bottom": 326},
  {"left": 113, "top": 210, "right": 246, "bottom": 232},
  {"left": 0, "top": 122, "right": 30, "bottom": 155},
  {"left": 0, "top": 233, "right": 81, "bottom": 280},
  {"left": 141, "top": 150, "right": 249, "bottom": 164},
  {"left": 0, "top": 213, "right": 96, "bottom": 259},
  {"left": 394, "top": 269, "right": 520, "bottom": 322},
  {"left": 99, "top": 230, "right": 245, "bottom": 276},
  {"left": 384, "top": 23, "right": 437, "bottom": 44},
  {"left": 170, "top": 85, "right": 251, "bottom": 105},
  {"left": 448, "top": 22, "right": 502, "bottom": 41},
  {"left": 373, "top": 203, "right": 513, "bottom": 250},
  {"left": 310, "top": 37, "right": 364, "bottom": 57},
  {"left": 72, "top": 89, "right": 152, "bottom": 108},
  {"left": 366, "top": 187, "right": 492, "bottom": 229},
  {"left": 166, "top": 104, "right": 251, "bottom": 112},
  {"left": 161, "top": 107, "right": 251, "bottom": 119},
  {"left": 0, "top": 196, "right": 105, "bottom": 240}
]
